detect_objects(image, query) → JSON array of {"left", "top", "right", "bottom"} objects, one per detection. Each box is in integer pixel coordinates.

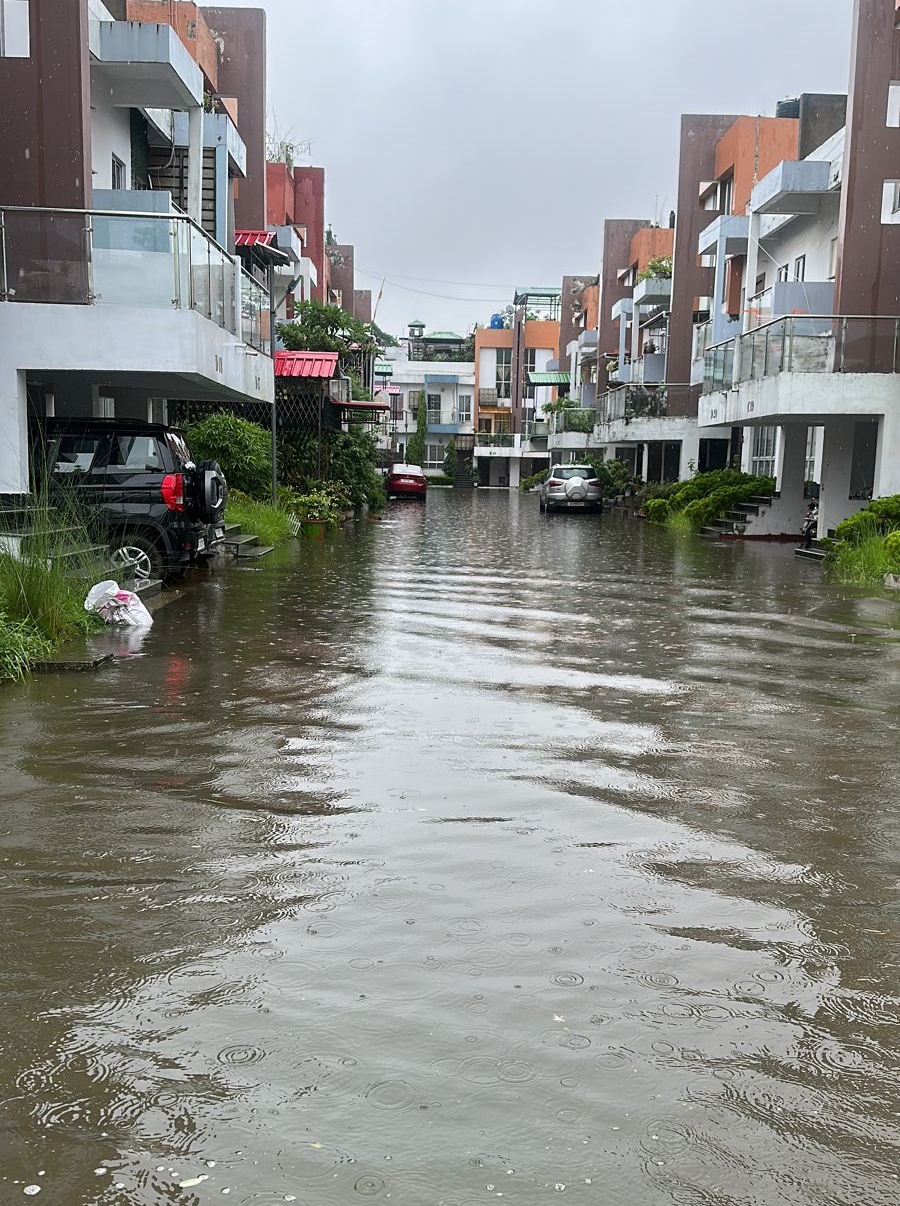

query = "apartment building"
[
  {"left": 0, "top": 0, "right": 273, "bottom": 496},
  {"left": 381, "top": 349, "right": 476, "bottom": 476},
  {"left": 699, "top": 1, "right": 900, "bottom": 538},
  {"left": 472, "top": 289, "right": 559, "bottom": 487}
]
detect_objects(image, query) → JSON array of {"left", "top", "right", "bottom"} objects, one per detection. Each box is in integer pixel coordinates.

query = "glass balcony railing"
[
  {"left": 598, "top": 386, "right": 671, "bottom": 423},
  {"left": 702, "top": 316, "right": 900, "bottom": 394},
  {"left": 550, "top": 409, "right": 596, "bottom": 434},
  {"left": 475, "top": 432, "right": 515, "bottom": 447},
  {"left": 0, "top": 205, "right": 270, "bottom": 353}
]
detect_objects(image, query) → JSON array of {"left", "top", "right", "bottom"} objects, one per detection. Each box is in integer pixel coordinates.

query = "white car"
[{"left": 539, "top": 464, "right": 602, "bottom": 513}]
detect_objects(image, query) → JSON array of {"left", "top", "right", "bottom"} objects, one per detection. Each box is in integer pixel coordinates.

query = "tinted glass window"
[
  {"left": 165, "top": 432, "right": 193, "bottom": 468},
  {"left": 106, "top": 435, "right": 161, "bottom": 472},
  {"left": 554, "top": 467, "right": 593, "bottom": 480},
  {"left": 51, "top": 435, "right": 106, "bottom": 475}
]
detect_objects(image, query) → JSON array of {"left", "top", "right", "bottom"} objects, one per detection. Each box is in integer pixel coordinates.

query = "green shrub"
[
  {"left": 520, "top": 470, "right": 548, "bottom": 492},
  {"left": 427, "top": 474, "right": 456, "bottom": 486},
  {"left": 645, "top": 498, "right": 670, "bottom": 523},
  {"left": 834, "top": 495, "right": 900, "bottom": 544},
  {"left": 661, "top": 471, "right": 776, "bottom": 530},
  {"left": 225, "top": 492, "right": 295, "bottom": 545},
  {"left": 0, "top": 613, "right": 52, "bottom": 681},
  {"left": 827, "top": 515, "right": 898, "bottom": 585},
  {"left": 187, "top": 411, "right": 273, "bottom": 500}
]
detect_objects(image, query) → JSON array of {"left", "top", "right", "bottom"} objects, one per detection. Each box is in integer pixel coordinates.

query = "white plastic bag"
[{"left": 84, "top": 579, "right": 154, "bottom": 628}]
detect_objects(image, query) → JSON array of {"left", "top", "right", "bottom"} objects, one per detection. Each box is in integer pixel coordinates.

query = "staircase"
[
  {"left": 699, "top": 494, "right": 779, "bottom": 541},
  {"left": 795, "top": 539, "right": 828, "bottom": 563},
  {"left": 221, "top": 522, "right": 274, "bottom": 560},
  {"left": 452, "top": 445, "right": 476, "bottom": 490}
]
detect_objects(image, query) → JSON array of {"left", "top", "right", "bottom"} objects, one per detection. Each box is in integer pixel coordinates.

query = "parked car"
[
  {"left": 34, "top": 417, "right": 228, "bottom": 580},
  {"left": 539, "top": 464, "right": 602, "bottom": 513},
  {"left": 386, "top": 463, "right": 428, "bottom": 500}
]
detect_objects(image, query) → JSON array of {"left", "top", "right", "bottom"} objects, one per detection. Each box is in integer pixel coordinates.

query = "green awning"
[
  {"left": 527, "top": 371, "right": 570, "bottom": 385},
  {"left": 374, "top": 361, "right": 394, "bottom": 376}
]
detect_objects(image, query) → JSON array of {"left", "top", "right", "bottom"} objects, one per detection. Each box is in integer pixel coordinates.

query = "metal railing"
[
  {"left": 597, "top": 385, "right": 676, "bottom": 423},
  {"left": 0, "top": 204, "right": 271, "bottom": 353},
  {"left": 702, "top": 315, "right": 900, "bottom": 394},
  {"left": 550, "top": 408, "right": 596, "bottom": 434}
]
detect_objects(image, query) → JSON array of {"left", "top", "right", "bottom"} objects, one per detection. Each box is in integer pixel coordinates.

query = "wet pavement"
[{"left": 0, "top": 489, "right": 898, "bottom": 1205}]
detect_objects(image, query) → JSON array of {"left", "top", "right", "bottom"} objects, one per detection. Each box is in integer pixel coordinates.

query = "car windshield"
[{"left": 552, "top": 467, "right": 593, "bottom": 480}]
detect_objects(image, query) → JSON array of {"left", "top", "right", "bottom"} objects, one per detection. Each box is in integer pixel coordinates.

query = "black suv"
[{"left": 35, "top": 417, "right": 228, "bottom": 581}]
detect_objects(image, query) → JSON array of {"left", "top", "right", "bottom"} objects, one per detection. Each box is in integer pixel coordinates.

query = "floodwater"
[{"left": 0, "top": 490, "right": 898, "bottom": 1206}]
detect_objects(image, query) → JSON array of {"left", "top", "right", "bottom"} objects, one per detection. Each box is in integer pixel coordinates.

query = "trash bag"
[{"left": 84, "top": 580, "right": 153, "bottom": 628}]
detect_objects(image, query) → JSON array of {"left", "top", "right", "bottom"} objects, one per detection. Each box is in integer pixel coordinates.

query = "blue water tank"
[{"left": 489, "top": 313, "right": 505, "bottom": 329}]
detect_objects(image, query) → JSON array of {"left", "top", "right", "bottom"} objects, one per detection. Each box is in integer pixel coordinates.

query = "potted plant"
[{"left": 293, "top": 488, "right": 339, "bottom": 538}]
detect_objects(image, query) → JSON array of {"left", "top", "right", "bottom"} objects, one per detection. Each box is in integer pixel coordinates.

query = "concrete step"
[
  {"left": 50, "top": 543, "right": 109, "bottom": 564},
  {"left": 134, "top": 577, "right": 164, "bottom": 599},
  {"left": 232, "top": 543, "right": 274, "bottom": 560},
  {"left": 749, "top": 494, "right": 776, "bottom": 506},
  {"left": 223, "top": 522, "right": 242, "bottom": 536},
  {"left": 733, "top": 502, "right": 760, "bottom": 516},
  {"left": 223, "top": 532, "right": 259, "bottom": 550},
  {"left": 712, "top": 518, "right": 735, "bottom": 531},
  {"left": 699, "top": 526, "right": 722, "bottom": 540},
  {"left": 795, "top": 546, "right": 827, "bottom": 562}
]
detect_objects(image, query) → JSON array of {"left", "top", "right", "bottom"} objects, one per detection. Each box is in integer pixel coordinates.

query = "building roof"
[
  {"left": 527, "top": 370, "right": 570, "bottom": 385},
  {"left": 332, "top": 397, "right": 390, "bottom": 411},
  {"left": 514, "top": 286, "right": 562, "bottom": 304},
  {"left": 426, "top": 331, "right": 465, "bottom": 341},
  {"left": 374, "top": 361, "right": 394, "bottom": 376},
  {"left": 274, "top": 351, "right": 339, "bottom": 378},
  {"left": 235, "top": 230, "right": 276, "bottom": 247}
]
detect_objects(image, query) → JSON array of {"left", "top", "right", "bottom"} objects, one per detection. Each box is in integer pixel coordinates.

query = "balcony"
[
  {"left": 599, "top": 386, "right": 670, "bottom": 425},
  {"left": 699, "top": 316, "right": 900, "bottom": 427},
  {"left": 92, "top": 20, "right": 203, "bottom": 109},
  {"left": 746, "top": 282, "right": 835, "bottom": 329},
  {"left": 750, "top": 159, "right": 833, "bottom": 216},
  {"left": 698, "top": 213, "right": 749, "bottom": 258},
  {"left": 174, "top": 110, "right": 247, "bottom": 177},
  {"left": 634, "top": 352, "right": 666, "bottom": 384},
  {"left": 0, "top": 206, "right": 273, "bottom": 407},
  {"left": 632, "top": 275, "right": 672, "bottom": 308},
  {"left": 547, "top": 408, "right": 596, "bottom": 451},
  {"left": 478, "top": 388, "right": 511, "bottom": 408},
  {"left": 608, "top": 360, "right": 632, "bottom": 385}
]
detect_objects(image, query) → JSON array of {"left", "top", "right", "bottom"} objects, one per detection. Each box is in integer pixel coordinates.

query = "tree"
[
  {"left": 638, "top": 254, "right": 673, "bottom": 282},
  {"left": 406, "top": 395, "right": 427, "bottom": 467},
  {"left": 443, "top": 436, "right": 457, "bottom": 477},
  {"left": 371, "top": 321, "right": 399, "bottom": 348},
  {"left": 278, "top": 299, "right": 377, "bottom": 356}
]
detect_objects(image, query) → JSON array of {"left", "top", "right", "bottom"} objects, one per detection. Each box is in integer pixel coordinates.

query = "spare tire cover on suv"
[
  {"left": 564, "top": 475, "right": 588, "bottom": 500},
  {"left": 188, "top": 460, "right": 228, "bottom": 523}
]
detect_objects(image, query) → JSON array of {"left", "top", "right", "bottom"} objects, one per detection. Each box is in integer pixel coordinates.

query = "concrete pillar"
[
  {"left": 618, "top": 314, "right": 629, "bottom": 366},
  {"left": 631, "top": 305, "right": 642, "bottom": 365},
  {"left": 0, "top": 368, "right": 30, "bottom": 495},
  {"left": 711, "top": 232, "right": 728, "bottom": 343},
  {"left": 680, "top": 427, "right": 702, "bottom": 479},
  {"left": 508, "top": 459, "right": 521, "bottom": 489},
  {"left": 187, "top": 106, "right": 204, "bottom": 228},
  {"left": 819, "top": 419, "right": 857, "bottom": 536},
  {"left": 777, "top": 423, "right": 810, "bottom": 533},
  {"left": 743, "top": 210, "right": 761, "bottom": 332},
  {"left": 873, "top": 408, "right": 900, "bottom": 497},
  {"left": 639, "top": 442, "right": 650, "bottom": 482}
]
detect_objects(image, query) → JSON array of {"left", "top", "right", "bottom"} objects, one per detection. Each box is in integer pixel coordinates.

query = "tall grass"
[
  {"left": 827, "top": 514, "right": 900, "bottom": 585},
  {"left": 0, "top": 480, "right": 109, "bottom": 681},
  {"left": 225, "top": 492, "right": 295, "bottom": 546}
]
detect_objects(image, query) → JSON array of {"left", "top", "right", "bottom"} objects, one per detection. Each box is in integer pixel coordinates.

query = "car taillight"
[
  {"left": 548, "top": 479, "right": 564, "bottom": 487},
  {"left": 161, "top": 472, "right": 185, "bottom": 511}
]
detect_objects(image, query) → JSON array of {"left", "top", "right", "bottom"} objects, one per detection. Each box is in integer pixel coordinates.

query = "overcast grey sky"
[{"left": 217, "top": 0, "right": 851, "bottom": 336}]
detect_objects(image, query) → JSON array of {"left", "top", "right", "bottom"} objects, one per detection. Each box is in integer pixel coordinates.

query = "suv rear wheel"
[{"left": 110, "top": 534, "right": 162, "bottom": 582}]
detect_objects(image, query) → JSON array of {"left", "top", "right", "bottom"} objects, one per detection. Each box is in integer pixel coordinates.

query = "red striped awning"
[
  {"left": 235, "top": 230, "right": 276, "bottom": 247},
  {"left": 274, "top": 351, "right": 339, "bottom": 379},
  {"left": 387, "top": 386, "right": 401, "bottom": 395}
]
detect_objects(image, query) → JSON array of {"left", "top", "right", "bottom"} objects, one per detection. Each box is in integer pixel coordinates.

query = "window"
[
  {"left": 0, "top": 0, "right": 30, "bottom": 57},
  {"left": 794, "top": 254, "right": 806, "bottom": 282},
  {"left": 390, "top": 394, "right": 403, "bottom": 420},
  {"left": 776, "top": 264, "right": 789, "bottom": 283},
  {"left": 495, "top": 347, "right": 511, "bottom": 398},
  {"left": 524, "top": 348, "right": 536, "bottom": 400},
  {"left": 426, "top": 392, "right": 441, "bottom": 424},
  {"left": 755, "top": 274, "right": 766, "bottom": 294},
  {"left": 719, "top": 175, "right": 733, "bottom": 216},
  {"left": 111, "top": 154, "right": 127, "bottom": 191},
  {"left": 478, "top": 418, "right": 492, "bottom": 433},
  {"left": 750, "top": 426, "right": 777, "bottom": 479},
  {"left": 106, "top": 435, "right": 161, "bottom": 473},
  {"left": 457, "top": 393, "right": 472, "bottom": 423},
  {"left": 828, "top": 237, "right": 839, "bottom": 280},
  {"left": 805, "top": 426, "right": 819, "bottom": 486},
  {"left": 51, "top": 435, "right": 106, "bottom": 476},
  {"left": 408, "top": 389, "right": 424, "bottom": 420},
  {"left": 425, "top": 443, "right": 444, "bottom": 469},
  {"left": 93, "top": 395, "right": 114, "bottom": 419}
]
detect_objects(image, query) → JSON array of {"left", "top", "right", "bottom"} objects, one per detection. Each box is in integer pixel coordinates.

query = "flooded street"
[{"left": 1, "top": 490, "right": 898, "bottom": 1206}]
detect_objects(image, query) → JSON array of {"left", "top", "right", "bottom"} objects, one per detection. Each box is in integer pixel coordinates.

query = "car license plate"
[
  {"left": 568, "top": 501, "right": 585, "bottom": 507},
  {"left": 213, "top": 524, "right": 225, "bottom": 540},
  {"left": 196, "top": 536, "right": 206, "bottom": 551}
]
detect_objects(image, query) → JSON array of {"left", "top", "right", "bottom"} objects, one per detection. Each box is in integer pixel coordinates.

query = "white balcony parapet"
[
  {"left": 94, "top": 21, "right": 203, "bottom": 110},
  {"left": 611, "top": 297, "right": 633, "bottom": 322},
  {"left": 632, "top": 275, "right": 672, "bottom": 308},
  {"left": 751, "top": 159, "right": 833, "bottom": 216},
  {"left": 0, "top": 204, "right": 270, "bottom": 358},
  {"left": 698, "top": 212, "right": 749, "bottom": 258}
]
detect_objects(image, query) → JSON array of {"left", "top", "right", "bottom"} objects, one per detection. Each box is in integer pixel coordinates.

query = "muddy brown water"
[{"left": 0, "top": 490, "right": 898, "bottom": 1205}]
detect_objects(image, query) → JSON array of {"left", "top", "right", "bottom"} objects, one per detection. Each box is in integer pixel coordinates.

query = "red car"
[{"left": 386, "top": 463, "right": 428, "bottom": 499}]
